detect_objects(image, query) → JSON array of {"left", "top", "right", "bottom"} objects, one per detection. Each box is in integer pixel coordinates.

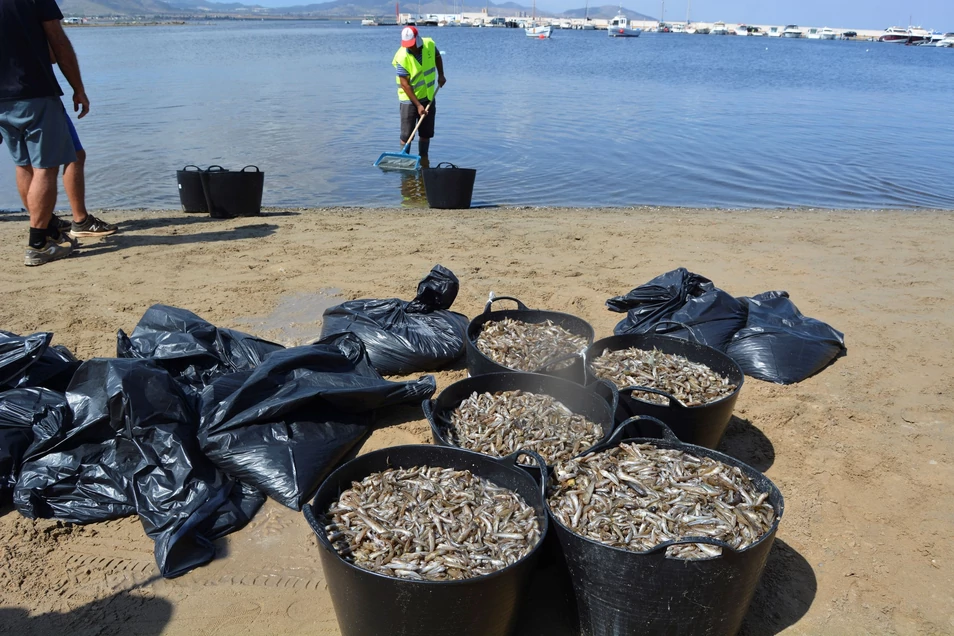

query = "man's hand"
[
  {"left": 438, "top": 75, "right": 446, "bottom": 88},
  {"left": 73, "top": 90, "right": 90, "bottom": 118},
  {"left": 417, "top": 103, "right": 426, "bottom": 117}
]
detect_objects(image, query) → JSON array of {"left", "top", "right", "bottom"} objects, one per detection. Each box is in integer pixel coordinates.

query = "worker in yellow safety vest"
[{"left": 392, "top": 25, "right": 446, "bottom": 158}]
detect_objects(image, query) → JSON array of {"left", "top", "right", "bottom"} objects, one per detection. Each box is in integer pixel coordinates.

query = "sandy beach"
[{"left": 0, "top": 206, "right": 952, "bottom": 635}]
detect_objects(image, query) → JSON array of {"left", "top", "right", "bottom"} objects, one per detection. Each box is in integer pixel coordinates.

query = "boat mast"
[
  {"left": 686, "top": 0, "right": 690, "bottom": 24},
  {"left": 660, "top": 0, "right": 664, "bottom": 23}
]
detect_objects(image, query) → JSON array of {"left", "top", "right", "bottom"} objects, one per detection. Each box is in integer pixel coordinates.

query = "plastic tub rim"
[
  {"left": 584, "top": 333, "right": 745, "bottom": 411},
  {"left": 306, "top": 444, "right": 550, "bottom": 588},
  {"left": 544, "top": 433, "right": 784, "bottom": 561},
  {"left": 467, "top": 311, "right": 596, "bottom": 376}
]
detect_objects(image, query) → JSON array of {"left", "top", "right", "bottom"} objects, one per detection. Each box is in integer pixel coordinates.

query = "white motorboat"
[
  {"left": 524, "top": 0, "right": 551, "bottom": 38},
  {"left": 767, "top": 26, "right": 782, "bottom": 37},
  {"left": 935, "top": 33, "right": 954, "bottom": 47},
  {"left": 782, "top": 25, "right": 803, "bottom": 38},
  {"left": 608, "top": 11, "right": 641, "bottom": 37},
  {"left": 711, "top": 21, "right": 728, "bottom": 35},
  {"left": 806, "top": 27, "right": 820, "bottom": 39},
  {"left": 878, "top": 26, "right": 931, "bottom": 44},
  {"left": 360, "top": 15, "right": 377, "bottom": 26},
  {"left": 819, "top": 27, "right": 837, "bottom": 40},
  {"left": 733, "top": 24, "right": 749, "bottom": 36},
  {"left": 672, "top": 22, "right": 686, "bottom": 33}
]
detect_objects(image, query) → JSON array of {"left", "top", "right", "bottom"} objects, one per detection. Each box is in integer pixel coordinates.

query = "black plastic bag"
[
  {"left": 199, "top": 333, "right": 437, "bottom": 510},
  {"left": 0, "top": 331, "right": 81, "bottom": 392},
  {"left": 14, "top": 358, "right": 264, "bottom": 578},
  {"left": 726, "top": 291, "right": 846, "bottom": 384},
  {"left": 117, "top": 304, "right": 284, "bottom": 393},
  {"left": 319, "top": 265, "right": 469, "bottom": 375},
  {"left": 0, "top": 388, "right": 70, "bottom": 505},
  {"left": 608, "top": 269, "right": 748, "bottom": 352}
]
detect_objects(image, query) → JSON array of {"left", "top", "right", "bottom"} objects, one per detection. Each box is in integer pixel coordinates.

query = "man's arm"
[
  {"left": 436, "top": 51, "right": 446, "bottom": 87},
  {"left": 398, "top": 76, "right": 426, "bottom": 117},
  {"left": 41, "top": 20, "right": 89, "bottom": 118}
]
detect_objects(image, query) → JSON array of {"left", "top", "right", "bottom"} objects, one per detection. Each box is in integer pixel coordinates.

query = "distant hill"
[
  {"left": 58, "top": 0, "right": 654, "bottom": 18},
  {"left": 560, "top": 5, "right": 654, "bottom": 20}
]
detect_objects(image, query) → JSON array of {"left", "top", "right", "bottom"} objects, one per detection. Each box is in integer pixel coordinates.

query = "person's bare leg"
[
  {"left": 27, "top": 167, "right": 59, "bottom": 230},
  {"left": 62, "top": 149, "right": 87, "bottom": 223},
  {"left": 15, "top": 165, "right": 33, "bottom": 210}
]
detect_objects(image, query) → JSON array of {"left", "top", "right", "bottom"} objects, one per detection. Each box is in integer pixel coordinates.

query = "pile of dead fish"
[
  {"left": 547, "top": 442, "right": 775, "bottom": 559},
  {"left": 590, "top": 347, "right": 737, "bottom": 407},
  {"left": 448, "top": 390, "right": 604, "bottom": 464},
  {"left": 476, "top": 318, "right": 589, "bottom": 372},
  {"left": 325, "top": 466, "right": 541, "bottom": 581}
]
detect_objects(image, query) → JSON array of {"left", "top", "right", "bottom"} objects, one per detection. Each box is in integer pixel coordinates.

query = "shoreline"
[{"left": 1, "top": 206, "right": 952, "bottom": 634}]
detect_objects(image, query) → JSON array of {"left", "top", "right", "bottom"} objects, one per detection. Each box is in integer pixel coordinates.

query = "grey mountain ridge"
[{"left": 57, "top": 0, "right": 655, "bottom": 19}]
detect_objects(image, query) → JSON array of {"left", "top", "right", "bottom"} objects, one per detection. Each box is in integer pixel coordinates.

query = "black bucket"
[
  {"left": 466, "top": 295, "right": 595, "bottom": 382},
  {"left": 546, "top": 419, "right": 784, "bottom": 636},
  {"left": 423, "top": 372, "right": 618, "bottom": 477},
  {"left": 302, "top": 445, "right": 549, "bottom": 636},
  {"left": 200, "top": 165, "right": 264, "bottom": 218},
  {"left": 422, "top": 162, "right": 476, "bottom": 209},
  {"left": 176, "top": 165, "right": 223, "bottom": 213},
  {"left": 584, "top": 333, "right": 744, "bottom": 449}
]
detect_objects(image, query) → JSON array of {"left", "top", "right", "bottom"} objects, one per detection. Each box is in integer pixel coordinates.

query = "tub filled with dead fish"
[
  {"left": 466, "top": 295, "right": 594, "bottom": 381},
  {"left": 584, "top": 333, "right": 744, "bottom": 448},
  {"left": 303, "top": 444, "right": 548, "bottom": 636},
  {"left": 424, "top": 372, "right": 618, "bottom": 469},
  {"left": 545, "top": 418, "right": 783, "bottom": 636}
]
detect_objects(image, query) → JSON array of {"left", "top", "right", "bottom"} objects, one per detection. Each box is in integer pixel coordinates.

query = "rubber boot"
[{"left": 419, "top": 137, "right": 431, "bottom": 158}]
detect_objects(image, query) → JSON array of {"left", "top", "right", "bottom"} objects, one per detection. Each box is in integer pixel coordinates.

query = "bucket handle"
[
  {"left": 498, "top": 450, "right": 549, "bottom": 497},
  {"left": 181, "top": 164, "right": 201, "bottom": 172},
  {"left": 421, "top": 398, "right": 450, "bottom": 444},
  {"left": 533, "top": 351, "right": 586, "bottom": 383},
  {"left": 618, "top": 385, "right": 683, "bottom": 409},
  {"left": 642, "top": 535, "right": 741, "bottom": 559},
  {"left": 434, "top": 162, "right": 459, "bottom": 169},
  {"left": 588, "top": 378, "right": 619, "bottom": 418},
  {"left": 583, "top": 415, "right": 674, "bottom": 455},
  {"left": 240, "top": 165, "right": 261, "bottom": 172},
  {"left": 651, "top": 319, "right": 703, "bottom": 343},
  {"left": 205, "top": 165, "right": 227, "bottom": 172},
  {"left": 483, "top": 292, "right": 529, "bottom": 314}
]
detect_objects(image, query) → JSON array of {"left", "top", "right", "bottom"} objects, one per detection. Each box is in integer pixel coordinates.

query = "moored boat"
[
  {"left": 608, "top": 11, "right": 641, "bottom": 37},
  {"left": 711, "top": 21, "right": 728, "bottom": 35},
  {"left": 782, "top": 24, "right": 803, "bottom": 38},
  {"left": 878, "top": 26, "right": 931, "bottom": 44},
  {"left": 819, "top": 27, "right": 837, "bottom": 40}
]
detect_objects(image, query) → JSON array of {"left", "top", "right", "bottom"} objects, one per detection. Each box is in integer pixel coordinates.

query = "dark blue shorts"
[{"left": 65, "top": 112, "right": 83, "bottom": 152}]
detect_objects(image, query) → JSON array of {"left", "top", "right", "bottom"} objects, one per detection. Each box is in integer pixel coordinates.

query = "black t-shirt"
[{"left": 0, "top": 0, "right": 64, "bottom": 100}]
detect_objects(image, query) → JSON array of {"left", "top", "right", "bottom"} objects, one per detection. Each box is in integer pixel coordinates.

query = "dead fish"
[
  {"left": 476, "top": 317, "right": 588, "bottom": 372},
  {"left": 547, "top": 442, "right": 775, "bottom": 560},
  {"left": 590, "top": 347, "right": 737, "bottom": 407},
  {"left": 325, "top": 466, "right": 541, "bottom": 581},
  {"left": 448, "top": 390, "right": 603, "bottom": 465}
]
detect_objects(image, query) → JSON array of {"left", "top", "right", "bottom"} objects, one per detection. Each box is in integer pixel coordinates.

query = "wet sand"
[{"left": 0, "top": 206, "right": 952, "bottom": 634}]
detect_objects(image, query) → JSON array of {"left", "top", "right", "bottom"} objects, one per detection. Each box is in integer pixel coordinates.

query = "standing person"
[
  {"left": 392, "top": 26, "right": 446, "bottom": 158},
  {"left": 0, "top": 0, "right": 88, "bottom": 265},
  {"left": 51, "top": 46, "right": 118, "bottom": 238}
]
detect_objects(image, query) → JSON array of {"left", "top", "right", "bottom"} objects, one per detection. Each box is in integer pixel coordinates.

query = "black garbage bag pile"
[
  {"left": 1, "top": 331, "right": 81, "bottom": 392},
  {"left": 117, "top": 304, "right": 285, "bottom": 395},
  {"left": 607, "top": 268, "right": 845, "bottom": 384},
  {"left": 199, "top": 333, "right": 437, "bottom": 510},
  {"left": 0, "top": 388, "right": 70, "bottom": 506},
  {"left": 319, "top": 265, "right": 469, "bottom": 375},
  {"left": 13, "top": 358, "right": 265, "bottom": 578}
]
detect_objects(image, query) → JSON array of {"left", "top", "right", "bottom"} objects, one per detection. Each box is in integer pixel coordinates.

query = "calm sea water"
[{"left": 2, "top": 21, "right": 954, "bottom": 210}]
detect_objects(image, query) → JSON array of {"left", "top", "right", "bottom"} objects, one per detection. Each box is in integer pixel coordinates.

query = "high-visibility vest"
[{"left": 392, "top": 38, "right": 437, "bottom": 102}]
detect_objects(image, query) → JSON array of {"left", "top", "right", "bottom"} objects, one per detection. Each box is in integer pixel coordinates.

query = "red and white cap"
[{"left": 401, "top": 25, "right": 422, "bottom": 48}]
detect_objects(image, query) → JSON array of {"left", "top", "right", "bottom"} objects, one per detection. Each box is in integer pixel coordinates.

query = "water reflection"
[{"left": 399, "top": 158, "right": 429, "bottom": 208}]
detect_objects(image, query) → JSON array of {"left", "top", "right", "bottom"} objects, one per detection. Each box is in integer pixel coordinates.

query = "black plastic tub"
[
  {"left": 422, "top": 162, "right": 476, "bottom": 209},
  {"left": 176, "top": 165, "right": 223, "bottom": 213},
  {"left": 423, "top": 372, "right": 618, "bottom": 476},
  {"left": 466, "top": 296, "right": 595, "bottom": 382},
  {"left": 584, "top": 333, "right": 744, "bottom": 449},
  {"left": 302, "top": 445, "right": 548, "bottom": 636},
  {"left": 546, "top": 419, "right": 784, "bottom": 636},
  {"left": 200, "top": 165, "right": 264, "bottom": 218}
]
